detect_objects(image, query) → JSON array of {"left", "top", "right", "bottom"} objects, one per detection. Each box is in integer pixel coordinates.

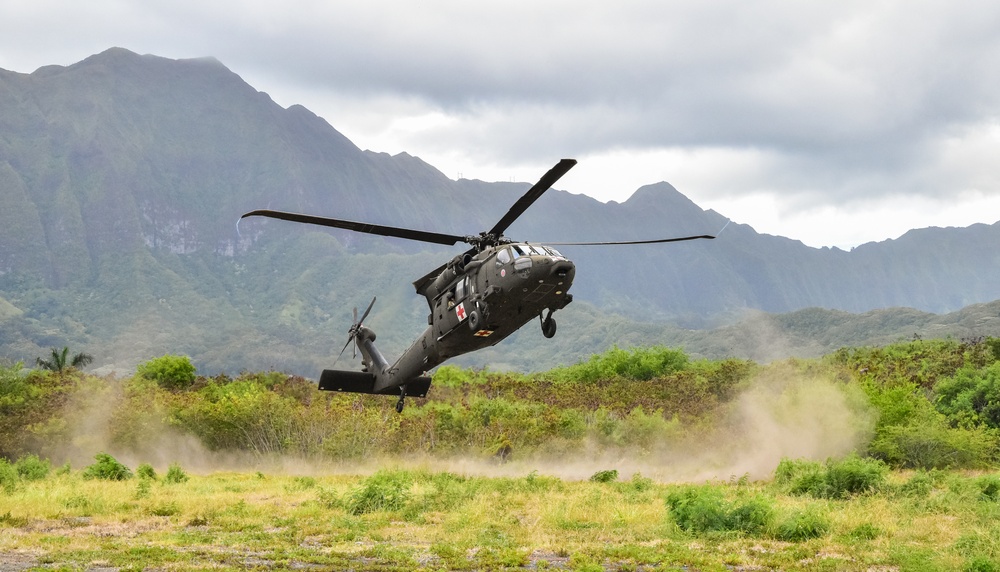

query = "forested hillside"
[{"left": 2, "top": 48, "right": 1000, "bottom": 376}]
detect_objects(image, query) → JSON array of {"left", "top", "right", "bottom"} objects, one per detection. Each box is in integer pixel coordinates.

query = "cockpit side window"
[
  {"left": 496, "top": 248, "right": 512, "bottom": 266},
  {"left": 511, "top": 245, "right": 527, "bottom": 257}
]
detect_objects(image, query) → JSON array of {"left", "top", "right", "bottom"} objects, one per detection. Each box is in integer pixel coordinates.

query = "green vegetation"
[
  {"left": 4, "top": 338, "right": 1000, "bottom": 469},
  {"left": 135, "top": 354, "right": 197, "bottom": 389},
  {"left": 34, "top": 346, "right": 93, "bottom": 373},
  {"left": 0, "top": 456, "right": 998, "bottom": 570},
  {"left": 82, "top": 452, "right": 133, "bottom": 481},
  {"left": 3, "top": 338, "right": 1000, "bottom": 567},
  {"left": 164, "top": 462, "right": 189, "bottom": 484},
  {"left": 775, "top": 455, "right": 888, "bottom": 499}
]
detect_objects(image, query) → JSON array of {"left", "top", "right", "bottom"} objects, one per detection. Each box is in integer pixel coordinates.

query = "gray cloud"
[{"left": 2, "top": 0, "right": 999, "bottom": 245}]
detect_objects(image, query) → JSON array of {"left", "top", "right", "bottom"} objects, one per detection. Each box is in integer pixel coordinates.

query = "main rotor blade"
[
  {"left": 357, "top": 296, "right": 376, "bottom": 325},
  {"left": 241, "top": 210, "right": 467, "bottom": 246},
  {"left": 543, "top": 234, "right": 715, "bottom": 246},
  {"left": 487, "top": 159, "right": 577, "bottom": 238}
]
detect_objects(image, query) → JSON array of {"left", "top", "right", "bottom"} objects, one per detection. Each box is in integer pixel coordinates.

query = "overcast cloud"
[{"left": 2, "top": 0, "right": 999, "bottom": 248}]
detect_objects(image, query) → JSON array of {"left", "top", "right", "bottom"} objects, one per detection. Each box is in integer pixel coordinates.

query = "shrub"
[
  {"left": 778, "top": 455, "right": 887, "bottom": 499},
  {"left": 897, "top": 470, "right": 941, "bottom": 498},
  {"left": 552, "top": 346, "right": 689, "bottom": 382},
  {"left": 774, "top": 506, "right": 830, "bottom": 541},
  {"left": 136, "top": 463, "right": 157, "bottom": 480},
  {"left": 135, "top": 478, "right": 152, "bottom": 499},
  {"left": 935, "top": 363, "right": 1000, "bottom": 428},
  {"left": 0, "top": 459, "right": 17, "bottom": 492},
  {"left": 164, "top": 463, "right": 189, "bottom": 484},
  {"left": 977, "top": 475, "right": 1000, "bottom": 501},
  {"left": 870, "top": 421, "right": 996, "bottom": 469},
  {"left": 136, "top": 354, "right": 196, "bottom": 390},
  {"left": 666, "top": 486, "right": 729, "bottom": 533},
  {"left": 589, "top": 469, "right": 618, "bottom": 483},
  {"left": 726, "top": 496, "right": 775, "bottom": 535},
  {"left": 666, "top": 485, "right": 775, "bottom": 535},
  {"left": 82, "top": 453, "right": 132, "bottom": 481},
  {"left": 823, "top": 455, "right": 888, "bottom": 498},
  {"left": 345, "top": 470, "right": 412, "bottom": 515},
  {"left": 14, "top": 454, "right": 50, "bottom": 481}
]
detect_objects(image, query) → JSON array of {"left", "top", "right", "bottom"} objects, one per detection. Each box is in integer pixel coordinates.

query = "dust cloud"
[
  {"left": 52, "top": 364, "right": 875, "bottom": 483},
  {"left": 416, "top": 365, "right": 876, "bottom": 483}
]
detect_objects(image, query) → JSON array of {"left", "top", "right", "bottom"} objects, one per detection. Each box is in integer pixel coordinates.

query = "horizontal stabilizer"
[{"left": 319, "top": 370, "right": 432, "bottom": 398}]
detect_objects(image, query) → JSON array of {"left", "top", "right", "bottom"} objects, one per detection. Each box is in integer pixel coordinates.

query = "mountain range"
[{"left": 1, "top": 47, "right": 999, "bottom": 375}]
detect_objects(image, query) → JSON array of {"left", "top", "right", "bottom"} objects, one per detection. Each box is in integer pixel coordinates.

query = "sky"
[{"left": 2, "top": 1, "right": 999, "bottom": 249}]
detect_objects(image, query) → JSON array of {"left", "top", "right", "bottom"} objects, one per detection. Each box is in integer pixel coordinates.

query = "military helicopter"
[{"left": 242, "top": 159, "right": 715, "bottom": 412}]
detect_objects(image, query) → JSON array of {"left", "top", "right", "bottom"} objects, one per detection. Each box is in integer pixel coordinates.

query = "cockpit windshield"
[{"left": 512, "top": 244, "right": 563, "bottom": 257}]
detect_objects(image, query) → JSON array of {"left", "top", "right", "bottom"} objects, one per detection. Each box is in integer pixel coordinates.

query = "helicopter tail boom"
[{"left": 318, "top": 369, "right": 432, "bottom": 397}]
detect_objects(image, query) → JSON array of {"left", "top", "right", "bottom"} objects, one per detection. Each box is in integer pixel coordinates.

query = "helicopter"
[{"left": 241, "top": 159, "right": 715, "bottom": 412}]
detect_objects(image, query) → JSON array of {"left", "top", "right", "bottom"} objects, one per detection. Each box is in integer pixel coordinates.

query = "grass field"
[{"left": 2, "top": 460, "right": 1000, "bottom": 571}]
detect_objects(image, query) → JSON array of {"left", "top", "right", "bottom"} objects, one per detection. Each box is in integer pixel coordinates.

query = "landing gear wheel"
[
  {"left": 396, "top": 386, "right": 406, "bottom": 413},
  {"left": 541, "top": 311, "right": 557, "bottom": 339},
  {"left": 468, "top": 309, "right": 481, "bottom": 331}
]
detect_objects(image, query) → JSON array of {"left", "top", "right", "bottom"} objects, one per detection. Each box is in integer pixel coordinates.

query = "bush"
[
  {"left": 136, "top": 354, "right": 196, "bottom": 390},
  {"left": 136, "top": 463, "right": 157, "bottom": 480},
  {"left": 935, "top": 363, "right": 1000, "bottom": 428},
  {"left": 164, "top": 463, "right": 189, "bottom": 484},
  {"left": 82, "top": 453, "right": 132, "bottom": 481},
  {"left": 870, "top": 421, "right": 996, "bottom": 469},
  {"left": 777, "top": 455, "right": 887, "bottom": 499},
  {"left": 589, "top": 469, "right": 618, "bottom": 483},
  {"left": 0, "top": 459, "right": 17, "bottom": 492},
  {"left": 774, "top": 507, "right": 830, "bottom": 541},
  {"left": 897, "top": 470, "right": 942, "bottom": 498},
  {"left": 665, "top": 485, "right": 775, "bottom": 535},
  {"left": 552, "top": 346, "right": 690, "bottom": 382},
  {"left": 345, "top": 470, "right": 412, "bottom": 515},
  {"left": 977, "top": 475, "right": 1000, "bottom": 501},
  {"left": 14, "top": 454, "right": 50, "bottom": 481},
  {"left": 823, "top": 455, "right": 888, "bottom": 498}
]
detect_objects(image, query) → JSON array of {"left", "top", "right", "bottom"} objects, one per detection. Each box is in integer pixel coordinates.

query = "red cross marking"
[{"left": 455, "top": 302, "right": 467, "bottom": 321}]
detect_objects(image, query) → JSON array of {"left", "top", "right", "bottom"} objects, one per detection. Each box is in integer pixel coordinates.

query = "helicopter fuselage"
[{"left": 317, "top": 243, "right": 574, "bottom": 405}]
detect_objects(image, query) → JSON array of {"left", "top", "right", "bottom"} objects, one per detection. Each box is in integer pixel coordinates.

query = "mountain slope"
[{"left": 1, "top": 48, "right": 999, "bottom": 374}]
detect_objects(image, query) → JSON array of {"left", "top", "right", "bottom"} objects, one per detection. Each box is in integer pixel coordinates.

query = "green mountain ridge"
[{"left": 2, "top": 48, "right": 1000, "bottom": 375}]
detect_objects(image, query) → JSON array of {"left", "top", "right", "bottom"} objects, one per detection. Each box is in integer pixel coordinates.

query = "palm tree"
[{"left": 35, "top": 347, "right": 93, "bottom": 373}]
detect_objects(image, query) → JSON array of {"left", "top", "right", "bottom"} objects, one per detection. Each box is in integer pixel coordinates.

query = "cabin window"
[
  {"left": 455, "top": 277, "right": 467, "bottom": 301},
  {"left": 496, "top": 248, "right": 512, "bottom": 266}
]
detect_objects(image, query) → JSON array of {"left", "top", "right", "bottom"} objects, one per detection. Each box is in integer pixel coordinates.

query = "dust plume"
[
  {"left": 46, "top": 364, "right": 875, "bottom": 483},
  {"left": 367, "top": 364, "right": 877, "bottom": 483}
]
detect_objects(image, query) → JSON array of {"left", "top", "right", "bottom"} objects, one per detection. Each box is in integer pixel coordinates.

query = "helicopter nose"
[{"left": 551, "top": 260, "right": 575, "bottom": 281}]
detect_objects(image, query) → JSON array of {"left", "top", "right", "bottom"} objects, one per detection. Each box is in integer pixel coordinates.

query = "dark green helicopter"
[{"left": 242, "top": 159, "right": 715, "bottom": 412}]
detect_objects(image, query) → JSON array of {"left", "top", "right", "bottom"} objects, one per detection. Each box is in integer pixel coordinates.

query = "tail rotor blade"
[
  {"left": 331, "top": 336, "right": 352, "bottom": 369},
  {"left": 358, "top": 296, "right": 376, "bottom": 325}
]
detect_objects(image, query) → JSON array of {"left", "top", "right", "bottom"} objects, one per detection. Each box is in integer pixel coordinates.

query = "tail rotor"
[{"left": 332, "top": 296, "right": 376, "bottom": 367}]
